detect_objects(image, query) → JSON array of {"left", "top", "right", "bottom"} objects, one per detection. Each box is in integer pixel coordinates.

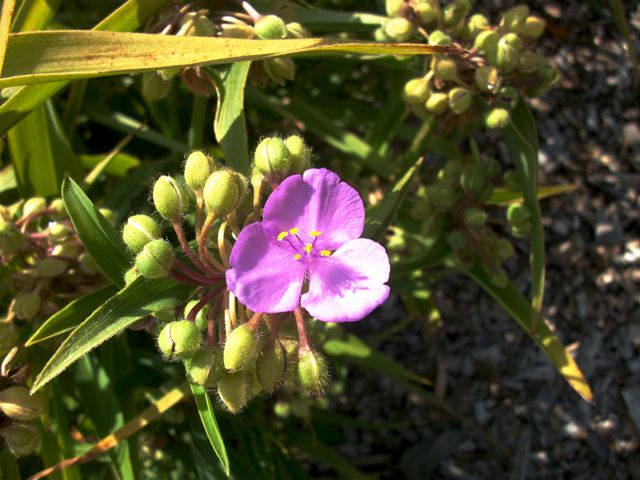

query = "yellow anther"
[
  {"left": 310, "top": 231, "right": 322, "bottom": 237},
  {"left": 320, "top": 250, "right": 331, "bottom": 257},
  {"left": 294, "top": 253, "right": 302, "bottom": 260},
  {"left": 277, "top": 231, "right": 289, "bottom": 241},
  {"left": 289, "top": 227, "right": 300, "bottom": 235},
  {"left": 304, "top": 243, "right": 313, "bottom": 254}
]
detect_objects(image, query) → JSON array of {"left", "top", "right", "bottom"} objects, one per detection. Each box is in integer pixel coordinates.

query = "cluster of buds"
[
  {"left": 0, "top": 382, "right": 45, "bottom": 457},
  {"left": 123, "top": 137, "right": 327, "bottom": 412},
  {"left": 380, "top": 1, "right": 556, "bottom": 130},
  {"left": 142, "top": 3, "right": 310, "bottom": 101},
  {"left": 409, "top": 148, "right": 517, "bottom": 286}
]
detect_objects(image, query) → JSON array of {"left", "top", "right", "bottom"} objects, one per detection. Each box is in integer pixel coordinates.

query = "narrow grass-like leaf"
[
  {"left": 0, "top": 0, "right": 16, "bottom": 74},
  {"left": 80, "top": 152, "right": 140, "bottom": 177},
  {"left": 0, "top": 165, "right": 17, "bottom": 194},
  {"left": 391, "top": 233, "right": 451, "bottom": 278},
  {"left": 31, "top": 277, "right": 193, "bottom": 393},
  {"left": 463, "top": 263, "right": 593, "bottom": 402},
  {"left": 488, "top": 183, "right": 578, "bottom": 206},
  {"left": 26, "top": 285, "right": 118, "bottom": 346},
  {"left": 0, "top": 0, "right": 171, "bottom": 134},
  {"left": 0, "top": 31, "right": 459, "bottom": 87},
  {"left": 0, "top": 450, "right": 19, "bottom": 479},
  {"left": 190, "top": 384, "right": 230, "bottom": 477},
  {"left": 291, "top": 6, "right": 386, "bottom": 32},
  {"left": 609, "top": 0, "right": 639, "bottom": 85},
  {"left": 504, "top": 100, "right": 545, "bottom": 314},
  {"left": 62, "top": 176, "right": 130, "bottom": 286},
  {"left": 188, "top": 95, "right": 208, "bottom": 150},
  {"left": 212, "top": 62, "right": 251, "bottom": 174},
  {"left": 83, "top": 129, "right": 138, "bottom": 189},
  {"left": 7, "top": 101, "right": 82, "bottom": 197},
  {"left": 11, "top": 0, "right": 60, "bottom": 32},
  {"left": 363, "top": 157, "right": 422, "bottom": 241}
]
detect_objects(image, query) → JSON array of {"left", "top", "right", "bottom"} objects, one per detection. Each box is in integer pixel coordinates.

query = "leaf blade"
[{"left": 190, "top": 384, "right": 230, "bottom": 477}]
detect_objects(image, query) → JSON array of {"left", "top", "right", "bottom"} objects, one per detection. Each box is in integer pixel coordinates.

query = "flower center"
[{"left": 276, "top": 227, "right": 331, "bottom": 260}]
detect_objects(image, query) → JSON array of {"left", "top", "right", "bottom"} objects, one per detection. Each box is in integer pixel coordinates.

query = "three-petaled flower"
[{"left": 226, "top": 168, "right": 390, "bottom": 322}]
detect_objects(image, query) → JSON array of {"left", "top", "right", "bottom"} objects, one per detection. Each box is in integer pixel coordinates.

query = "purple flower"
[{"left": 226, "top": 169, "right": 390, "bottom": 322}]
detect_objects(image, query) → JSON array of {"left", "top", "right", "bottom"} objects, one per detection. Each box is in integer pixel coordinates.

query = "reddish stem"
[
  {"left": 293, "top": 307, "right": 310, "bottom": 351},
  {"left": 173, "top": 260, "right": 221, "bottom": 285},
  {"left": 172, "top": 220, "right": 215, "bottom": 276}
]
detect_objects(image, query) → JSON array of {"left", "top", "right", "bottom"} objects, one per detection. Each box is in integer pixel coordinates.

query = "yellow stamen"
[
  {"left": 289, "top": 227, "right": 300, "bottom": 235},
  {"left": 294, "top": 253, "right": 302, "bottom": 260},
  {"left": 277, "top": 231, "right": 289, "bottom": 241},
  {"left": 303, "top": 243, "right": 313, "bottom": 254},
  {"left": 320, "top": 250, "right": 331, "bottom": 257},
  {"left": 310, "top": 231, "right": 322, "bottom": 237}
]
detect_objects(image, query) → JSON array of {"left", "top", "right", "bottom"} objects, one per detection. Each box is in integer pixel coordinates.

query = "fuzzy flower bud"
[
  {"left": 263, "top": 57, "right": 296, "bottom": 85},
  {"left": 506, "top": 203, "right": 531, "bottom": 224},
  {"left": 442, "top": 3, "right": 465, "bottom": 28},
  {"left": 0, "top": 423, "right": 40, "bottom": 457},
  {"left": 153, "top": 175, "right": 190, "bottom": 221},
  {"left": 415, "top": 3, "right": 438, "bottom": 27},
  {"left": 517, "top": 51, "right": 539, "bottom": 74},
  {"left": 522, "top": 16, "right": 545, "bottom": 38},
  {"left": 284, "top": 135, "right": 312, "bottom": 174},
  {"left": 203, "top": 170, "right": 246, "bottom": 217},
  {"left": 48, "top": 223, "right": 71, "bottom": 240},
  {"left": 384, "top": 17, "right": 415, "bottom": 42},
  {"left": 473, "top": 30, "right": 499, "bottom": 54},
  {"left": 297, "top": 348, "right": 329, "bottom": 395},
  {"left": 35, "top": 257, "right": 67, "bottom": 278},
  {"left": 433, "top": 57, "right": 458, "bottom": 81},
  {"left": 135, "top": 239, "right": 174, "bottom": 279},
  {"left": 0, "top": 387, "right": 44, "bottom": 421},
  {"left": 185, "top": 349, "right": 224, "bottom": 386},
  {"left": 254, "top": 15, "right": 287, "bottom": 39},
  {"left": 426, "top": 185, "right": 456, "bottom": 208},
  {"left": 223, "top": 323, "right": 260, "bottom": 372},
  {"left": 474, "top": 65, "right": 501, "bottom": 93},
  {"left": 425, "top": 92, "right": 449, "bottom": 114},
  {"left": 257, "top": 340, "right": 287, "bottom": 394},
  {"left": 468, "top": 14, "right": 489, "bottom": 37},
  {"left": 184, "top": 151, "right": 216, "bottom": 192},
  {"left": 500, "top": 5, "right": 530, "bottom": 32},
  {"left": 286, "top": 22, "right": 311, "bottom": 39},
  {"left": 403, "top": 76, "right": 430, "bottom": 104},
  {"left": 142, "top": 72, "right": 171, "bottom": 102},
  {"left": 122, "top": 214, "right": 161, "bottom": 253},
  {"left": 446, "top": 230, "right": 467, "bottom": 250},
  {"left": 448, "top": 87, "right": 472, "bottom": 114},
  {"left": 385, "top": 0, "right": 404, "bottom": 17},
  {"left": 428, "top": 30, "right": 452, "bottom": 46},
  {"left": 497, "top": 34, "right": 521, "bottom": 73},
  {"left": 13, "top": 292, "right": 41, "bottom": 321},
  {"left": 22, "top": 197, "right": 46, "bottom": 218},
  {"left": 157, "top": 320, "right": 202, "bottom": 361},
  {"left": 463, "top": 208, "right": 487, "bottom": 227},
  {"left": 484, "top": 107, "right": 511, "bottom": 129},
  {"left": 254, "top": 137, "right": 292, "bottom": 179},
  {"left": 49, "top": 198, "right": 66, "bottom": 216},
  {"left": 218, "top": 371, "right": 251, "bottom": 413}
]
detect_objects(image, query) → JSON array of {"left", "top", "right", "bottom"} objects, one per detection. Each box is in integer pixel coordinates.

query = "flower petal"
[
  {"left": 263, "top": 168, "right": 364, "bottom": 249},
  {"left": 301, "top": 238, "right": 390, "bottom": 322},
  {"left": 226, "top": 222, "right": 306, "bottom": 313}
]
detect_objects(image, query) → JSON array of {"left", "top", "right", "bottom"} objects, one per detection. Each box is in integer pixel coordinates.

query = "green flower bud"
[
  {"left": 503, "top": 170, "right": 521, "bottom": 191},
  {"left": 257, "top": 340, "right": 287, "bottom": 394},
  {"left": 448, "top": 87, "right": 472, "bottom": 114},
  {"left": 415, "top": 3, "right": 438, "bottom": 27},
  {"left": 497, "top": 34, "right": 521, "bottom": 73},
  {"left": 157, "top": 320, "right": 202, "bottom": 361},
  {"left": 179, "top": 12, "right": 217, "bottom": 37},
  {"left": 464, "top": 208, "right": 487, "bottom": 227},
  {"left": 51, "top": 242, "right": 79, "bottom": 259},
  {"left": 384, "top": 17, "right": 415, "bottom": 42},
  {"left": 0, "top": 423, "right": 40, "bottom": 457},
  {"left": 184, "top": 300, "right": 210, "bottom": 331},
  {"left": 433, "top": 57, "right": 458, "bottom": 81},
  {"left": 426, "top": 185, "right": 456, "bottom": 208},
  {"left": 185, "top": 349, "right": 224, "bottom": 386},
  {"left": 184, "top": 151, "right": 216, "bottom": 192},
  {"left": 460, "top": 165, "right": 486, "bottom": 194},
  {"left": 497, "top": 86, "right": 519, "bottom": 109},
  {"left": 49, "top": 198, "right": 66, "bottom": 216},
  {"left": 484, "top": 107, "right": 511, "bottom": 129},
  {"left": 158, "top": 67, "right": 180, "bottom": 81},
  {"left": 142, "top": 72, "right": 171, "bottom": 102},
  {"left": 517, "top": 51, "right": 539, "bottom": 74},
  {"left": 286, "top": 22, "right": 311, "bottom": 39},
  {"left": 385, "top": 0, "right": 405, "bottom": 17},
  {"left": 446, "top": 230, "right": 467, "bottom": 250},
  {"left": 511, "top": 220, "right": 532, "bottom": 237},
  {"left": 274, "top": 400, "right": 291, "bottom": 418},
  {"left": 23, "top": 197, "right": 46, "bottom": 218},
  {"left": 468, "top": 14, "right": 489, "bottom": 37},
  {"left": 219, "top": 23, "right": 254, "bottom": 39},
  {"left": 203, "top": 169, "right": 246, "bottom": 217},
  {"left": 297, "top": 348, "right": 329, "bottom": 395},
  {"left": 522, "top": 16, "right": 545, "bottom": 38},
  {"left": 490, "top": 268, "right": 508, "bottom": 288},
  {"left": 122, "top": 214, "right": 161, "bottom": 253},
  {"left": 507, "top": 203, "right": 531, "bottom": 224},
  {"left": 501, "top": 32, "right": 523, "bottom": 50},
  {"left": 403, "top": 76, "right": 430, "bottom": 104},
  {"left": 284, "top": 135, "right": 312, "bottom": 174},
  {"left": 474, "top": 65, "right": 501, "bottom": 93},
  {"left": 473, "top": 30, "right": 499, "bottom": 54},
  {"left": 153, "top": 176, "right": 190, "bottom": 221},
  {"left": 254, "top": 15, "right": 287, "bottom": 39},
  {"left": 135, "top": 239, "right": 175, "bottom": 279},
  {"left": 425, "top": 92, "right": 449, "bottom": 114},
  {"left": 249, "top": 368, "right": 263, "bottom": 396},
  {"left": 254, "top": 137, "right": 292, "bottom": 179},
  {"left": 0, "top": 222, "right": 23, "bottom": 255},
  {"left": 217, "top": 371, "right": 251, "bottom": 413},
  {"left": 428, "top": 30, "right": 452, "bottom": 46},
  {"left": 0, "top": 322, "right": 18, "bottom": 354},
  {"left": 13, "top": 292, "right": 41, "bottom": 321},
  {"left": 0, "top": 387, "right": 45, "bottom": 421},
  {"left": 442, "top": 3, "right": 465, "bottom": 28},
  {"left": 500, "top": 5, "right": 530, "bottom": 32},
  {"left": 263, "top": 57, "right": 296, "bottom": 85},
  {"left": 48, "top": 223, "right": 71, "bottom": 240},
  {"left": 124, "top": 267, "right": 139, "bottom": 285},
  {"left": 35, "top": 257, "right": 67, "bottom": 277},
  {"left": 496, "top": 237, "right": 515, "bottom": 260},
  {"left": 223, "top": 323, "right": 260, "bottom": 372},
  {"left": 373, "top": 27, "right": 390, "bottom": 42}
]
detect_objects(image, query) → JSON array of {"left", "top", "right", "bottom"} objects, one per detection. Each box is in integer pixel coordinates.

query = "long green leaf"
[
  {"left": 31, "top": 277, "right": 193, "bottom": 393},
  {"left": 0, "top": 0, "right": 171, "bottom": 134},
  {"left": 504, "top": 100, "right": 545, "bottom": 314},
  {"left": 7, "top": 100, "right": 82, "bottom": 197},
  {"left": 0, "top": 31, "right": 457, "bottom": 87},
  {"left": 488, "top": 183, "right": 578, "bottom": 206},
  {"left": 0, "top": 0, "right": 16, "bottom": 74},
  {"left": 80, "top": 152, "right": 140, "bottom": 178},
  {"left": 212, "top": 62, "right": 251, "bottom": 174},
  {"left": 11, "top": 0, "right": 60, "bottom": 32},
  {"left": 62, "top": 176, "right": 131, "bottom": 286},
  {"left": 291, "top": 6, "right": 386, "bottom": 32},
  {"left": 190, "top": 384, "right": 230, "bottom": 477},
  {"left": 363, "top": 157, "right": 422, "bottom": 241},
  {"left": 26, "top": 285, "right": 119, "bottom": 346},
  {"left": 0, "top": 164, "right": 17, "bottom": 194},
  {"left": 464, "top": 263, "right": 593, "bottom": 402}
]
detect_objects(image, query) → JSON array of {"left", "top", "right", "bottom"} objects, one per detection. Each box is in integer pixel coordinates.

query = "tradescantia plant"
[{"left": 0, "top": 0, "right": 600, "bottom": 477}]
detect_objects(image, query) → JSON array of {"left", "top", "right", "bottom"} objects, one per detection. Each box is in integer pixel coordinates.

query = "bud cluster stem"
[
  {"left": 172, "top": 220, "right": 214, "bottom": 276},
  {"left": 294, "top": 307, "right": 310, "bottom": 351}
]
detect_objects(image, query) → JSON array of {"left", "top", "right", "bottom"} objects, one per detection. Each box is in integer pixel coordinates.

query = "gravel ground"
[{"left": 329, "top": 2, "right": 640, "bottom": 479}]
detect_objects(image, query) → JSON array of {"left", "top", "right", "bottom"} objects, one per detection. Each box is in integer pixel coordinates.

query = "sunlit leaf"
[{"left": 190, "top": 384, "right": 230, "bottom": 477}]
